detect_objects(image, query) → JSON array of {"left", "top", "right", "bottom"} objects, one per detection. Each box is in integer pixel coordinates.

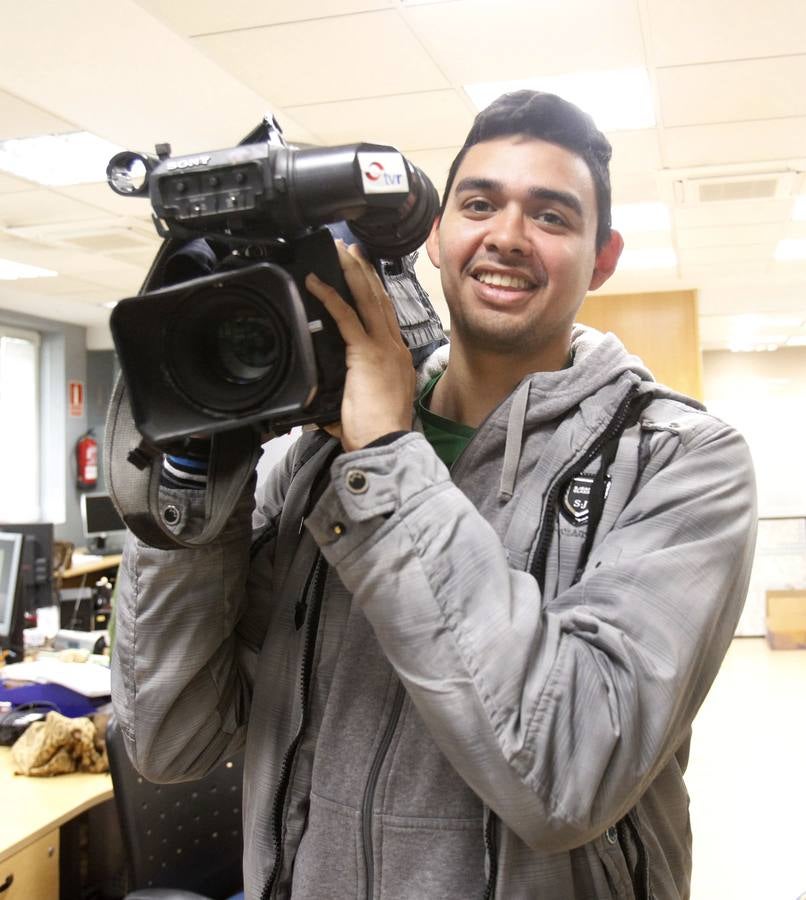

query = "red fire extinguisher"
[{"left": 76, "top": 429, "right": 99, "bottom": 489}]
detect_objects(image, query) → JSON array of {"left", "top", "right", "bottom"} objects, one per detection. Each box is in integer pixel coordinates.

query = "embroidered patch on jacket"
[{"left": 560, "top": 474, "right": 611, "bottom": 525}]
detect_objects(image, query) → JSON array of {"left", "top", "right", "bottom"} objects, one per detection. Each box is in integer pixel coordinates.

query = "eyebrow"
[{"left": 454, "top": 177, "right": 583, "bottom": 218}]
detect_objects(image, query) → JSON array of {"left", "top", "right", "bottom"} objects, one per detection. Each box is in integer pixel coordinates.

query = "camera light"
[{"left": 107, "top": 152, "right": 152, "bottom": 197}]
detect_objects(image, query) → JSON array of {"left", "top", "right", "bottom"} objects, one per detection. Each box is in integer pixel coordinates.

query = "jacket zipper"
[
  {"left": 362, "top": 679, "right": 406, "bottom": 899},
  {"left": 261, "top": 553, "right": 328, "bottom": 900},
  {"left": 530, "top": 385, "right": 641, "bottom": 591},
  {"left": 481, "top": 810, "right": 498, "bottom": 900}
]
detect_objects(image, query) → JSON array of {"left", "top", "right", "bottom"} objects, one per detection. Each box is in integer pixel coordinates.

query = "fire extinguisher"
[{"left": 76, "top": 429, "right": 99, "bottom": 489}]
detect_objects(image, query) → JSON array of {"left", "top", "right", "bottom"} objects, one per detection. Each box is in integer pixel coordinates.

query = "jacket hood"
[
  {"left": 416, "top": 324, "right": 655, "bottom": 421},
  {"left": 415, "top": 325, "right": 696, "bottom": 502}
]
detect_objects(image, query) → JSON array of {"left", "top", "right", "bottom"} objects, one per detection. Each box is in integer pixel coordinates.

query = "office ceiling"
[{"left": 1, "top": 0, "right": 805, "bottom": 350}]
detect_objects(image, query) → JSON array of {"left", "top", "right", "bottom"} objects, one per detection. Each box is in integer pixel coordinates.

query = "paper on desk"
[{"left": 0, "top": 659, "right": 111, "bottom": 698}]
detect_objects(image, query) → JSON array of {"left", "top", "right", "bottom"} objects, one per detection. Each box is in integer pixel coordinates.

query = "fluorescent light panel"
[
  {"left": 464, "top": 68, "right": 656, "bottom": 131},
  {"left": 618, "top": 247, "right": 677, "bottom": 270},
  {"left": 775, "top": 238, "right": 806, "bottom": 261},
  {"left": 0, "top": 258, "right": 58, "bottom": 280},
  {"left": 612, "top": 202, "right": 671, "bottom": 233},
  {"left": 0, "top": 131, "right": 124, "bottom": 186}
]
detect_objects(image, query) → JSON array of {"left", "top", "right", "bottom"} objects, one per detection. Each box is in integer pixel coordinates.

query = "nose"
[{"left": 484, "top": 204, "right": 530, "bottom": 257}]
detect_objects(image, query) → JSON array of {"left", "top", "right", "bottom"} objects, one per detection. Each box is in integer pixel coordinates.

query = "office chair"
[{"left": 106, "top": 717, "right": 245, "bottom": 900}]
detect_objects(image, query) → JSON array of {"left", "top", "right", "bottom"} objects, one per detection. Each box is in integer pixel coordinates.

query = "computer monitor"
[
  {"left": 0, "top": 531, "right": 25, "bottom": 660},
  {"left": 80, "top": 493, "right": 126, "bottom": 554},
  {"left": 0, "top": 522, "right": 54, "bottom": 609}
]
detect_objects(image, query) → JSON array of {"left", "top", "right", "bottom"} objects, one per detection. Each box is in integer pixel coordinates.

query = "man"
[{"left": 112, "top": 91, "right": 757, "bottom": 899}]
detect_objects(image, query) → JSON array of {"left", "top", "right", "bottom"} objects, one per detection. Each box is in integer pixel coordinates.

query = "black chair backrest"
[{"left": 106, "top": 717, "right": 244, "bottom": 899}]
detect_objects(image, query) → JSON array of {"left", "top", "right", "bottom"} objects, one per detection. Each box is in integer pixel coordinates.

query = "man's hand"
[{"left": 305, "top": 241, "right": 415, "bottom": 452}]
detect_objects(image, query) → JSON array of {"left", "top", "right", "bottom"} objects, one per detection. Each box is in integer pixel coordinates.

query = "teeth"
[{"left": 475, "top": 271, "right": 532, "bottom": 289}]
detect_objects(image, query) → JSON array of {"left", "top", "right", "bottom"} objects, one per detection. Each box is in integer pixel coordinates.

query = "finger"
[
  {"left": 335, "top": 242, "right": 389, "bottom": 338},
  {"left": 365, "top": 262, "right": 406, "bottom": 344},
  {"left": 305, "top": 272, "right": 367, "bottom": 345}
]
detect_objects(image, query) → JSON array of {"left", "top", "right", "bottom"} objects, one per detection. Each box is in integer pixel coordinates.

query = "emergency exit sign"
[{"left": 68, "top": 380, "right": 84, "bottom": 417}]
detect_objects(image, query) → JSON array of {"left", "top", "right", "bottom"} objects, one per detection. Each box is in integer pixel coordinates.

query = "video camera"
[{"left": 106, "top": 117, "right": 439, "bottom": 451}]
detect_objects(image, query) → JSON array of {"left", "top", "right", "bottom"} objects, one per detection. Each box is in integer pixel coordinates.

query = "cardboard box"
[{"left": 765, "top": 590, "right": 806, "bottom": 650}]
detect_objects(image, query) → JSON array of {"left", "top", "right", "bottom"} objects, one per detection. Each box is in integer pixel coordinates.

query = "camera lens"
[
  {"left": 217, "top": 317, "right": 280, "bottom": 383},
  {"left": 164, "top": 265, "right": 298, "bottom": 416}
]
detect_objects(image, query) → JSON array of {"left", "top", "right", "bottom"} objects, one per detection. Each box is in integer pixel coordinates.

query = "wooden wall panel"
[{"left": 576, "top": 290, "right": 703, "bottom": 400}]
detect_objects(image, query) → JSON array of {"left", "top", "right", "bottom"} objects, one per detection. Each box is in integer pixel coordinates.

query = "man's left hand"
[{"left": 305, "top": 241, "right": 416, "bottom": 452}]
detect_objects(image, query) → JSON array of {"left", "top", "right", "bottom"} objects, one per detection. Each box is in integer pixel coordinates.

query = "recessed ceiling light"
[
  {"left": 612, "top": 202, "right": 671, "bottom": 233},
  {"left": 774, "top": 238, "right": 806, "bottom": 261},
  {"left": 0, "top": 131, "right": 124, "bottom": 187},
  {"left": 464, "top": 67, "right": 656, "bottom": 131},
  {"left": 617, "top": 247, "right": 677, "bottom": 270},
  {"left": 0, "top": 259, "right": 58, "bottom": 280}
]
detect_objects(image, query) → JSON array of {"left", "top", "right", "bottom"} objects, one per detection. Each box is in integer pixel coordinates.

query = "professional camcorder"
[{"left": 106, "top": 118, "right": 439, "bottom": 451}]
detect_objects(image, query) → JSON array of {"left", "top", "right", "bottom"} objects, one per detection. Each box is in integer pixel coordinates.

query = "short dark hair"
[{"left": 441, "top": 90, "right": 614, "bottom": 251}]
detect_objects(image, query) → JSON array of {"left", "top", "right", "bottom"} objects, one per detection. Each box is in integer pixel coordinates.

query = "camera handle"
[{"left": 103, "top": 371, "right": 262, "bottom": 549}]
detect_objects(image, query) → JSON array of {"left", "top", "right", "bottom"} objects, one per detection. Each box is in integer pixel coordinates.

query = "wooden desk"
[
  {"left": 60, "top": 555, "right": 121, "bottom": 589},
  {"left": 0, "top": 747, "right": 113, "bottom": 898}
]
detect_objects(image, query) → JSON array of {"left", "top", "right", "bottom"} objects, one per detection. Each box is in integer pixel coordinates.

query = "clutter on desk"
[
  {"left": 0, "top": 653, "right": 111, "bottom": 697},
  {"left": 11, "top": 709, "right": 109, "bottom": 776}
]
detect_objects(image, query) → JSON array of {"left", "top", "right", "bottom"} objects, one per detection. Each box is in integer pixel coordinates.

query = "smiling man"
[{"left": 113, "top": 92, "right": 757, "bottom": 900}]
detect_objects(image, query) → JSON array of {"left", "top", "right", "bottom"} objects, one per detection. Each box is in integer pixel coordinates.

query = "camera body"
[{"left": 107, "top": 130, "right": 439, "bottom": 450}]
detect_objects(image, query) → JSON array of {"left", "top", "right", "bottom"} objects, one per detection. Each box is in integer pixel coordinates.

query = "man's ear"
[
  {"left": 425, "top": 216, "right": 441, "bottom": 269},
  {"left": 589, "top": 229, "right": 623, "bottom": 291}
]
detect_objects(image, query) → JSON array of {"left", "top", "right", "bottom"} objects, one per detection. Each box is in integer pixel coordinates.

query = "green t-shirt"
[{"left": 416, "top": 373, "right": 475, "bottom": 469}]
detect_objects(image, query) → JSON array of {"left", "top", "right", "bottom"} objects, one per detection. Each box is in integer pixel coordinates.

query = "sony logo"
[{"left": 166, "top": 155, "right": 212, "bottom": 171}]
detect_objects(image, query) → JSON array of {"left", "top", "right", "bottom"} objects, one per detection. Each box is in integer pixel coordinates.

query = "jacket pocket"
[{"left": 596, "top": 812, "right": 653, "bottom": 900}]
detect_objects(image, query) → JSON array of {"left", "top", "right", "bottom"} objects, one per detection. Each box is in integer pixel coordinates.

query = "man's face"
[{"left": 427, "top": 135, "right": 620, "bottom": 363}]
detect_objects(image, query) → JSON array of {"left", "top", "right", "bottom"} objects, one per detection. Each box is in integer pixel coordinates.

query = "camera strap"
[{"left": 104, "top": 372, "right": 262, "bottom": 550}]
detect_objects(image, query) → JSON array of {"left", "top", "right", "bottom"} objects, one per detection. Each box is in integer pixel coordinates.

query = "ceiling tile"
[
  {"left": 646, "top": 0, "right": 806, "bottom": 67},
  {"left": 0, "top": 2, "right": 286, "bottom": 153},
  {"left": 607, "top": 130, "right": 662, "bottom": 175},
  {"left": 194, "top": 12, "right": 449, "bottom": 107},
  {"left": 285, "top": 90, "right": 473, "bottom": 153},
  {"left": 0, "top": 171, "right": 37, "bottom": 194},
  {"left": 136, "top": 0, "right": 394, "bottom": 35},
  {"left": 657, "top": 56, "right": 806, "bottom": 129},
  {"left": 661, "top": 116, "right": 806, "bottom": 169},
  {"left": 1, "top": 190, "right": 109, "bottom": 228},
  {"left": 0, "top": 90, "right": 75, "bottom": 140},
  {"left": 404, "top": 147, "right": 459, "bottom": 198},
  {"left": 611, "top": 173, "right": 663, "bottom": 205},
  {"left": 403, "top": 0, "right": 646, "bottom": 84}
]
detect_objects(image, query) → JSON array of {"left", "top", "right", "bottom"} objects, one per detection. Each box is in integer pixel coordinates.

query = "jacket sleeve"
[
  {"left": 304, "top": 424, "right": 757, "bottom": 851},
  {"left": 111, "top": 447, "right": 293, "bottom": 783}
]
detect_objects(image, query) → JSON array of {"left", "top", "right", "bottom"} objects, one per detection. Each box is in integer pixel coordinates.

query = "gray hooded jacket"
[{"left": 112, "top": 325, "right": 757, "bottom": 900}]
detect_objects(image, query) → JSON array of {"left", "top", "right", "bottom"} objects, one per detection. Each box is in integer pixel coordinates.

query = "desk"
[
  {"left": 60, "top": 555, "right": 121, "bottom": 589},
  {"left": 0, "top": 747, "right": 113, "bottom": 898}
]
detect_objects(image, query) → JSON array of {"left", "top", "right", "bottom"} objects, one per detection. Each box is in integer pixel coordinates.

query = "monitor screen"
[
  {"left": 0, "top": 522, "right": 53, "bottom": 609},
  {"left": 0, "top": 531, "right": 24, "bottom": 648},
  {"left": 81, "top": 493, "right": 125, "bottom": 537}
]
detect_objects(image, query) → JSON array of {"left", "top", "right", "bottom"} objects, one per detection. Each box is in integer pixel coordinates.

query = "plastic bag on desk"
[{"left": 11, "top": 710, "right": 108, "bottom": 776}]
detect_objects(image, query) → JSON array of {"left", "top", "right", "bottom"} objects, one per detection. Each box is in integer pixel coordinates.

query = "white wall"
[{"left": 702, "top": 347, "right": 806, "bottom": 634}]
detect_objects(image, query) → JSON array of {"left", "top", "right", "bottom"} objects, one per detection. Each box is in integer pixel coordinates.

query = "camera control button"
[
  {"left": 345, "top": 470, "right": 368, "bottom": 494},
  {"left": 163, "top": 505, "right": 181, "bottom": 527}
]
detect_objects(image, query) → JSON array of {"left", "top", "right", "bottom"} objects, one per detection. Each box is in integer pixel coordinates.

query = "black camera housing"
[
  {"left": 107, "top": 130, "right": 439, "bottom": 450},
  {"left": 111, "top": 228, "right": 353, "bottom": 446}
]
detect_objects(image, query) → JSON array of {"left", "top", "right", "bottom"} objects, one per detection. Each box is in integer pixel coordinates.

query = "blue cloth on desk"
[{"left": 0, "top": 682, "right": 101, "bottom": 718}]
